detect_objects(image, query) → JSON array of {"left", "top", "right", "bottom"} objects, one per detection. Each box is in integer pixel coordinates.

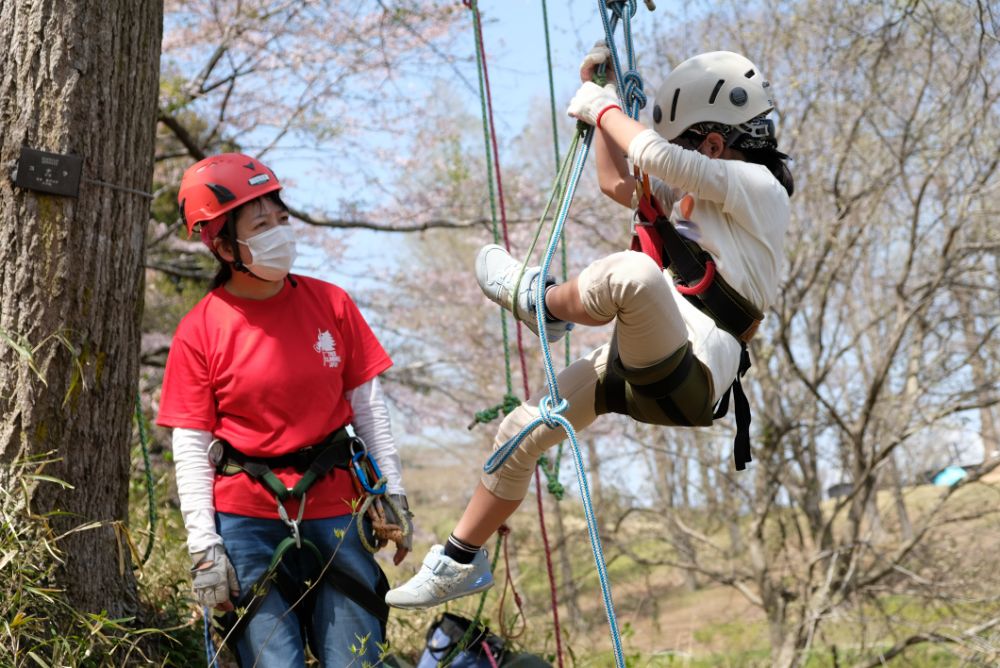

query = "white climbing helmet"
[{"left": 652, "top": 51, "right": 775, "bottom": 141}]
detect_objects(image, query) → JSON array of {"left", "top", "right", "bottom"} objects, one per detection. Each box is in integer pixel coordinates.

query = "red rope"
[
  {"left": 464, "top": 0, "right": 531, "bottom": 394},
  {"left": 534, "top": 468, "right": 565, "bottom": 667},
  {"left": 496, "top": 524, "right": 526, "bottom": 639},
  {"left": 464, "top": 3, "right": 565, "bottom": 667}
]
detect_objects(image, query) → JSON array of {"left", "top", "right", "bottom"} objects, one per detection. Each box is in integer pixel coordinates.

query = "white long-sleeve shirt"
[{"left": 172, "top": 376, "right": 403, "bottom": 553}]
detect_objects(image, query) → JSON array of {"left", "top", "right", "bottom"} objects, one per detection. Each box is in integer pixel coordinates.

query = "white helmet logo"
[{"left": 248, "top": 174, "right": 270, "bottom": 186}]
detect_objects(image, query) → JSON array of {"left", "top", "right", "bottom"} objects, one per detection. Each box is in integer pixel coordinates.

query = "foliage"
[{"left": 1, "top": 456, "right": 203, "bottom": 667}]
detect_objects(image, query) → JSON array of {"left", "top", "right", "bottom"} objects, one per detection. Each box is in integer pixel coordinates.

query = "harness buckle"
[
  {"left": 207, "top": 439, "right": 225, "bottom": 468},
  {"left": 277, "top": 493, "right": 307, "bottom": 549}
]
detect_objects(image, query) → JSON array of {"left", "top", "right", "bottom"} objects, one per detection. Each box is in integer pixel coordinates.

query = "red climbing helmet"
[{"left": 178, "top": 153, "right": 283, "bottom": 246}]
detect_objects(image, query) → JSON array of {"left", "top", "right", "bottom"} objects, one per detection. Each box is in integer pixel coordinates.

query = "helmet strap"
[{"left": 222, "top": 212, "right": 253, "bottom": 275}]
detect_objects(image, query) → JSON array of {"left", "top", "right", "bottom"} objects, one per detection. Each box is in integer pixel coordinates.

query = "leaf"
[{"left": 26, "top": 474, "right": 74, "bottom": 490}]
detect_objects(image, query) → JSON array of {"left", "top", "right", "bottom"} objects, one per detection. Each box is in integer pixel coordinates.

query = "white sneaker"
[
  {"left": 384, "top": 544, "right": 493, "bottom": 609},
  {"left": 475, "top": 244, "right": 573, "bottom": 343}
]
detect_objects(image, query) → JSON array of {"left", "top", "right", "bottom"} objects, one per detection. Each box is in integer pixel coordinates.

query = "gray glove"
[
  {"left": 383, "top": 494, "right": 413, "bottom": 552},
  {"left": 190, "top": 544, "right": 239, "bottom": 608}
]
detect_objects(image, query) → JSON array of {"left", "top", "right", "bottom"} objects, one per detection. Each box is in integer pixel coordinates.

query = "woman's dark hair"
[
  {"left": 741, "top": 147, "right": 794, "bottom": 197},
  {"left": 209, "top": 192, "right": 289, "bottom": 289}
]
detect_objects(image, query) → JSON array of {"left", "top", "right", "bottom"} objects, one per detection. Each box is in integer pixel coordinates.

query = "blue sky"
[{"left": 291, "top": 0, "right": 658, "bottom": 281}]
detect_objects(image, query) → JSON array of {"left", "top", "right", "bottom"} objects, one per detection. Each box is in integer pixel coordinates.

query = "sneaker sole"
[{"left": 385, "top": 579, "right": 495, "bottom": 610}]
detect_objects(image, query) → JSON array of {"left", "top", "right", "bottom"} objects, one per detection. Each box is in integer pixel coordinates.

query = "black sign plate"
[{"left": 13, "top": 147, "right": 83, "bottom": 197}]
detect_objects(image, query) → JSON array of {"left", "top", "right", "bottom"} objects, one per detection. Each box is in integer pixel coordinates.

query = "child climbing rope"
[
  {"left": 158, "top": 153, "right": 413, "bottom": 665},
  {"left": 385, "top": 46, "right": 792, "bottom": 609}
]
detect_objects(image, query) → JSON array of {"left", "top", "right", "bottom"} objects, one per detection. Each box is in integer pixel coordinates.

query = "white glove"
[
  {"left": 579, "top": 40, "right": 613, "bottom": 83},
  {"left": 190, "top": 544, "right": 239, "bottom": 609},
  {"left": 567, "top": 81, "right": 621, "bottom": 127}
]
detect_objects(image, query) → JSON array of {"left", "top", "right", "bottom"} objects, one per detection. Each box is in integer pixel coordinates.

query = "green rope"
[
  {"left": 468, "top": 0, "right": 516, "bottom": 409},
  {"left": 134, "top": 393, "right": 157, "bottom": 566},
  {"left": 541, "top": 0, "right": 561, "bottom": 169},
  {"left": 436, "top": 531, "right": 506, "bottom": 667},
  {"left": 468, "top": 392, "right": 522, "bottom": 430}
]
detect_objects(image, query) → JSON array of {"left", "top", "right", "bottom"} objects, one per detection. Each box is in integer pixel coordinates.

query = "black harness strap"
[
  {"left": 219, "top": 552, "right": 390, "bottom": 665},
  {"left": 633, "top": 192, "right": 764, "bottom": 469},
  {"left": 712, "top": 345, "right": 753, "bottom": 470},
  {"left": 210, "top": 427, "right": 390, "bottom": 659},
  {"left": 653, "top": 218, "right": 763, "bottom": 343}
]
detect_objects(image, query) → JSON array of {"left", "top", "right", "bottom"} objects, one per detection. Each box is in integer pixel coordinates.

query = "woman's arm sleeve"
[
  {"left": 172, "top": 428, "right": 222, "bottom": 553},
  {"left": 346, "top": 376, "right": 405, "bottom": 496},
  {"left": 628, "top": 128, "right": 729, "bottom": 203}
]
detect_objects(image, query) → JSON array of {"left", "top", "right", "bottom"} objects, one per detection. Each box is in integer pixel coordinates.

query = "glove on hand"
[
  {"left": 579, "top": 40, "right": 613, "bottom": 83},
  {"left": 384, "top": 494, "right": 414, "bottom": 564},
  {"left": 190, "top": 544, "right": 239, "bottom": 609},
  {"left": 567, "top": 81, "right": 621, "bottom": 127}
]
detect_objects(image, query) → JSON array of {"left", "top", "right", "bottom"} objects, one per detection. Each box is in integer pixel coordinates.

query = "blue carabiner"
[{"left": 351, "top": 450, "right": 387, "bottom": 495}]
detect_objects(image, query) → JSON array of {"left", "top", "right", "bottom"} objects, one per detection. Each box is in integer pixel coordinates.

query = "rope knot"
[
  {"left": 538, "top": 395, "right": 568, "bottom": 429},
  {"left": 621, "top": 69, "right": 646, "bottom": 110}
]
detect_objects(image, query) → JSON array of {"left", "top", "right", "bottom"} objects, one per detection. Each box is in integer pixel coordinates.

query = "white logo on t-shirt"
[{"left": 313, "top": 329, "right": 342, "bottom": 368}]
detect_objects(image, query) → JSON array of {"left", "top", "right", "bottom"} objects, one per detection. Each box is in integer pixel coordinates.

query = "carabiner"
[
  {"left": 276, "top": 493, "right": 307, "bottom": 549},
  {"left": 351, "top": 451, "right": 387, "bottom": 495}
]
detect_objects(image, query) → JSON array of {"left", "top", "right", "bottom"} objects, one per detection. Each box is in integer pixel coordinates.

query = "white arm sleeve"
[
  {"left": 171, "top": 428, "right": 222, "bottom": 554},
  {"left": 628, "top": 128, "right": 729, "bottom": 204},
  {"left": 346, "top": 376, "right": 405, "bottom": 496}
]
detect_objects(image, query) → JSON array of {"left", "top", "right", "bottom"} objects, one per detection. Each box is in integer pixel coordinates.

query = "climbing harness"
[
  {"left": 632, "top": 183, "right": 761, "bottom": 470},
  {"left": 207, "top": 427, "right": 401, "bottom": 659}
]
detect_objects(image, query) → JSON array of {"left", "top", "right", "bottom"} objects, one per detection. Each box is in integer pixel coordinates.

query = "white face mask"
[{"left": 237, "top": 225, "right": 297, "bottom": 281}]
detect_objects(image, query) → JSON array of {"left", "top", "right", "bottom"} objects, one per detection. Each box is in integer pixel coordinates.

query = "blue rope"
[
  {"left": 483, "top": 124, "right": 628, "bottom": 668},
  {"left": 203, "top": 606, "right": 218, "bottom": 667},
  {"left": 481, "top": 6, "right": 650, "bottom": 667},
  {"left": 598, "top": 0, "right": 647, "bottom": 120}
]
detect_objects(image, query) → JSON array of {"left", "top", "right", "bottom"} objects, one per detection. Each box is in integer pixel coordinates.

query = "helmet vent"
[
  {"left": 653, "top": 104, "right": 662, "bottom": 124},
  {"left": 206, "top": 183, "right": 236, "bottom": 204},
  {"left": 708, "top": 79, "right": 725, "bottom": 104},
  {"left": 744, "top": 69, "right": 755, "bottom": 78},
  {"left": 669, "top": 89, "right": 680, "bottom": 122}
]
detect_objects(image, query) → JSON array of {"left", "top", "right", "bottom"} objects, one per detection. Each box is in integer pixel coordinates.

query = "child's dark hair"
[
  {"left": 741, "top": 147, "right": 794, "bottom": 197},
  {"left": 209, "top": 192, "right": 289, "bottom": 289},
  {"left": 689, "top": 118, "right": 795, "bottom": 197}
]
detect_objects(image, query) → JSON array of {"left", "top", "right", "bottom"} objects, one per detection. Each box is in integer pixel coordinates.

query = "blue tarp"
[{"left": 932, "top": 466, "right": 968, "bottom": 487}]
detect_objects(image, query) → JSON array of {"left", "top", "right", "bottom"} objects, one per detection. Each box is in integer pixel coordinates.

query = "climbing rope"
[
  {"left": 463, "top": 2, "right": 564, "bottom": 665},
  {"left": 536, "top": 0, "right": 568, "bottom": 503},
  {"left": 203, "top": 606, "right": 219, "bottom": 667},
  {"left": 133, "top": 393, "right": 157, "bottom": 567},
  {"left": 482, "top": 2, "right": 651, "bottom": 666},
  {"left": 463, "top": 0, "right": 530, "bottom": 409}
]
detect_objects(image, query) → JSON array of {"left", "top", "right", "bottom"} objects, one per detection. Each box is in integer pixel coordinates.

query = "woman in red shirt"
[{"left": 158, "top": 153, "right": 411, "bottom": 665}]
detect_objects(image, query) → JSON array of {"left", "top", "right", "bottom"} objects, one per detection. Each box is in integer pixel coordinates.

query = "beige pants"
[{"left": 482, "top": 251, "right": 691, "bottom": 501}]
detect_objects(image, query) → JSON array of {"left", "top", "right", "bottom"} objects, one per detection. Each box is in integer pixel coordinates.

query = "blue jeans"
[{"left": 216, "top": 512, "right": 384, "bottom": 667}]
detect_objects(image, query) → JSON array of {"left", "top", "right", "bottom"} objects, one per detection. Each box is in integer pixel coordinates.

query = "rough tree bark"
[{"left": 0, "top": 0, "right": 162, "bottom": 616}]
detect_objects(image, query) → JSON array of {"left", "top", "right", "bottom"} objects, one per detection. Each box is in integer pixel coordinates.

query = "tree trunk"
[{"left": 0, "top": 0, "right": 162, "bottom": 616}]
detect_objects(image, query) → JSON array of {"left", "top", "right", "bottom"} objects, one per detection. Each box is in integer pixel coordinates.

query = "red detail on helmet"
[{"left": 177, "top": 153, "right": 283, "bottom": 246}]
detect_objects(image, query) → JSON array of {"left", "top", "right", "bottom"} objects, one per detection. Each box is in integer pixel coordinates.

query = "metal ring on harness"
[{"left": 276, "top": 492, "right": 307, "bottom": 549}]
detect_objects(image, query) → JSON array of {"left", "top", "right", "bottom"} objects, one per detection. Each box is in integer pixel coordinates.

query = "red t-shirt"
[{"left": 157, "top": 275, "right": 392, "bottom": 519}]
